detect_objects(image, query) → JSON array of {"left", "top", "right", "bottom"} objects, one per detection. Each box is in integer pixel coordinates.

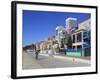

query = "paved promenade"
[
  {"left": 22, "top": 52, "right": 41, "bottom": 69},
  {"left": 22, "top": 51, "right": 90, "bottom": 69}
]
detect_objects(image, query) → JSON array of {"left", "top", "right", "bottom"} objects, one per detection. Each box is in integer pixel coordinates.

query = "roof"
[
  {"left": 72, "top": 29, "right": 86, "bottom": 34},
  {"left": 66, "top": 17, "right": 77, "bottom": 21}
]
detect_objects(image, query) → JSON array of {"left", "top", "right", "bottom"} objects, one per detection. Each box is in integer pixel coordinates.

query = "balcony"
[
  {"left": 83, "top": 44, "right": 91, "bottom": 48},
  {"left": 83, "top": 30, "right": 91, "bottom": 39}
]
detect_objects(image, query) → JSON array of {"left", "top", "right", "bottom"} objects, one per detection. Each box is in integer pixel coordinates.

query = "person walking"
[
  {"left": 35, "top": 50, "right": 39, "bottom": 60},
  {"left": 35, "top": 45, "right": 40, "bottom": 60}
]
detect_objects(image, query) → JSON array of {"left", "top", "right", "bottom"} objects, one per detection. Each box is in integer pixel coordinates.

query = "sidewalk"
[
  {"left": 39, "top": 53, "right": 91, "bottom": 64},
  {"left": 22, "top": 51, "right": 90, "bottom": 69},
  {"left": 22, "top": 52, "right": 41, "bottom": 69}
]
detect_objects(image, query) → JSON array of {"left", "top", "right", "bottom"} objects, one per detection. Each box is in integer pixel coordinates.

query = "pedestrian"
[
  {"left": 35, "top": 50, "right": 39, "bottom": 60},
  {"left": 34, "top": 45, "right": 40, "bottom": 60}
]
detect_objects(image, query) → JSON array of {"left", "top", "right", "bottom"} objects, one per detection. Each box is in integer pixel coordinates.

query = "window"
[
  {"left": 73, "top": 46, "right": 75, "bottom": 49},
  {"left": 77, "top": 45, "right": 82, "bottom": 49},
  {"left": 73, "top": 35, "right": 75, "bottom": 43},
  {"left": 77, "top": 32, "right": 82, "bottom": 42}
]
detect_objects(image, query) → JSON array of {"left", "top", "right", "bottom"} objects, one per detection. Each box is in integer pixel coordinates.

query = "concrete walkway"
[
  {"left": 22, "top": 52, "right": 41, "bottom": 69},
  {"left": 39, "top": 53, "right": 90, "bottom": 64},
  {"left": 22, "top": 51, "right": 90, "bottom": 69}
]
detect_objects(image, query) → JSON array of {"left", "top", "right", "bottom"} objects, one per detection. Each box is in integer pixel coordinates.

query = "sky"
[{"left": 23, "top": 10, "right": 90, "bottom": 46}]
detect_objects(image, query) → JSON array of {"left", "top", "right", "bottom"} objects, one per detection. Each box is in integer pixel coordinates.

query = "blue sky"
[{"left": 23, "top": 10, "right": 90, "bottom": 46}]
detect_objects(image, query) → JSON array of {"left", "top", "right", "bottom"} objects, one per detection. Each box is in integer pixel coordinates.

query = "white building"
[
  {"left": 56, "top": 26, "right": 68, "bottom": 48},
  {"left": 66, "top": 17, "right": 77, "bottom": 34},
  {"left": 71, "top": 18, "right": 91, "bottom": 56},
  {"left": 56, "top": 17, "right": 77, "bottom": 48},
  {"left": 78, "top": 19, "right": 91, "bottom": 30}
]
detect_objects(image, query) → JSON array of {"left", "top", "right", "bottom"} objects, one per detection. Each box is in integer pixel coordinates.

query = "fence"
[{"left": 66, "top": 47, "right": 90, "bottom": 57}]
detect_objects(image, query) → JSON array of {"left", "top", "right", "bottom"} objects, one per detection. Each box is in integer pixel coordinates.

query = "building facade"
[
  {"left": 66, "top": 17, "right": 77, "bottom": 34},
  {"left": 56, "top": 26, "right": 68, "bottom": 48},
  {"left": 71, "top": 19, "right": 91, "bottom": 56},
  {"left": 34, "top": 17, "right": 91, "bottom": 57}
]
